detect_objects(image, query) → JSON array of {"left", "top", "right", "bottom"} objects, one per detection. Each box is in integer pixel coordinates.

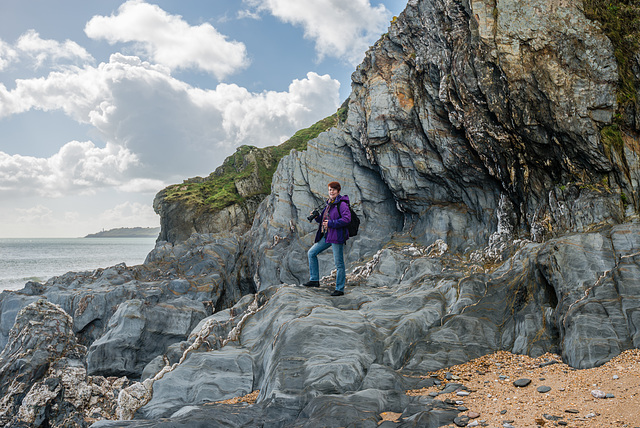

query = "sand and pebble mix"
[
  {"left": 218, "top": 349, "right": 640, "bottom": 427},
  {"left": 406, "top": 349, "right": 640, "bottom": 427}
]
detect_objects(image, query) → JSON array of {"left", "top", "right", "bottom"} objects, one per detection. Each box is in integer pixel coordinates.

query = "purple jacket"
[{"left": 314, "top": 194, "right": 351, "bottom": 244}]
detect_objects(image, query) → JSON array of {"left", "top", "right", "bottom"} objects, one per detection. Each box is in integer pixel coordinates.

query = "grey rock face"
[
  {"left": 87, "top": 297, "right": 207, "bottom": 377},
  {"left": 0, "top": 234, "right": 253, "bottom": 381},
  {"left": 111, "top": 223, "right": 640, "bottom": 425},
  {"left": 0, "top": 300, "right": 130, "bottom": 427},
  {"left": 139, "top": 347, "right": 254, "bottom": 419}
]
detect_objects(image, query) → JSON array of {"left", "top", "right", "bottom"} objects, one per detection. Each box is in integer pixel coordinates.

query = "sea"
[{"left": 0, "top": 237, "right": 158, "bottom": 292}]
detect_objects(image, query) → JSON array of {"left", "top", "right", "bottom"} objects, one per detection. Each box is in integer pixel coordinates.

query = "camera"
[{"left": 307, "top": 209, "right": 320, "bottom": 222}]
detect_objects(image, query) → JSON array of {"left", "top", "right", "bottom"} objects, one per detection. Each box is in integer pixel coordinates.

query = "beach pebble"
[
  {"left": 513, "top": 378, "right": 531, "bottom": 387},
  {"left": 468, "top": 411, "right": 480, "bottom": 419},
  {"left": 591, "top": 389, "right": 606, "bottom": 399},
  {"left": 537, "top": 385, "right": 551, "bottom": 393},
  {"left": 605, "top": 393, "right": 615, "bottom": 399},
  {"left": 613, "top": 374, "right": 619, "bottom": 380},
  {"left": 453, "top": 415, "right": 469, "bottom": 426},
  {"left": 467, "top": 422, "right": 479, "bottom": 427},
  {"left": 457, "top": 391, "right": 470, "bottom": 396}
]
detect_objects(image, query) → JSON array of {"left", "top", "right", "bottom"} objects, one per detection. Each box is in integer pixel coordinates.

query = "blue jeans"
[{"left": 308, "top": 236, "right": 345, "bottom": 291}]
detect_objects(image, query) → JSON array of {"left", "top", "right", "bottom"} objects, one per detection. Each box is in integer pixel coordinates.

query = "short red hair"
[{"left": 328, "top": 181, "right": 341, "bottom": 191}]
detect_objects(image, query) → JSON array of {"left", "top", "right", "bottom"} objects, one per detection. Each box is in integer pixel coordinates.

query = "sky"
[{"left": 0, "top": 0, "right": 407, "bottom": 238}]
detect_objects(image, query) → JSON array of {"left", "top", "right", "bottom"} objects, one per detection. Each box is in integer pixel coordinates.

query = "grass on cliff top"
[
  {"left": 163, "top": 105, "right": 346, "bottom": 211},
  {"left": 583, "top": 0, "right": 640, "bottom": 111}
]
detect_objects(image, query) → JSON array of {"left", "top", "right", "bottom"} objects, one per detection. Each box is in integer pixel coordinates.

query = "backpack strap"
[{"left": 336, "top": 199, "right": 349, "bottom": 218}]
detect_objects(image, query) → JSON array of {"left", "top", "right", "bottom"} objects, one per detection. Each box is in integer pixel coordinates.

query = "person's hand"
[{"left": 322, "top": 219, "right": 329, "bottom": 228}]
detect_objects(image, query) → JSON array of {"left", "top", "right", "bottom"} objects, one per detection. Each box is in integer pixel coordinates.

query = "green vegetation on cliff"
[
  {"left": 583, "top": 0, "right": 639, "bottom": 114},
  {"left": 163, "top": 104, "right": 347, "bottom": 212}
]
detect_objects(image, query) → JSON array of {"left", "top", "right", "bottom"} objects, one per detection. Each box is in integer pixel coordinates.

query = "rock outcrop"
[
  {"left": 0, "top": 300, "right": 131, "bottom": 427},
  {"left": 1, "top": 0, "right": 639, "bottom": 426},
  {"left": 154, "top": 146, "right": 275, "bottom": 243}
]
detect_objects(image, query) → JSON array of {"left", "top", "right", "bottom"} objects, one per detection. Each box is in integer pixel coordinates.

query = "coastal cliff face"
[
  {"left": 1, "top": 0, "right": 639, "bottom": 427},
  {"left": 244, "top": 0, "right": 637, "bottom": 286},
  {"left": 153, "top": 145, "right": 276, "bottom": 243}
]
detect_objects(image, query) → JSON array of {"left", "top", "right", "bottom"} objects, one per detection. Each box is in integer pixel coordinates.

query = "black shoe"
[
  {"left": 330, "top": 290, "right": 344, "bottom": 296},
  {"left": 303, "top": 280, "right": 320, "bottom": 287}
]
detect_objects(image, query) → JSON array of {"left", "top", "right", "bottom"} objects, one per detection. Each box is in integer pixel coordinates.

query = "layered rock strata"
[{"left": 0, "top": 0, "right": 639, "bottom": 426}]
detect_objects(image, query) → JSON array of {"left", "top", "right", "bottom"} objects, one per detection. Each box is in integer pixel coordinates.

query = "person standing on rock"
[{"left": 303, "top": 181, "right": 351, "bottom": 296}]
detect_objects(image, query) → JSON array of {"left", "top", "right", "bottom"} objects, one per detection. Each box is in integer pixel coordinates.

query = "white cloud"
[
  {"left": 0, "top": 54, "right": 340, "bottom": 183},
  {"left": 16, "top": 30, "right": 93, "bottom": 68},
  {"left": 0, "top": 141, "right": 139, "bottom": 198},
  {"left": 0, "top": 39, "right": 18, "bottom": 71},
  {"left": 15, "top": 205, "right": 54, "bottom": 224},
  {"left": 117, "top": 178, "right": 166, "bottom": 193},
  {"left": 85, "top": 0, "right": 249, "bottom": 79},
  {"left": 97, "top": 201, "right": 158, "bottom": 227},
  {"left": 244, "top": 0, "right": 391, "bottom": 64}
]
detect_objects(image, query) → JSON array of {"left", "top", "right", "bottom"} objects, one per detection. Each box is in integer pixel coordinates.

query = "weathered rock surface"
[
  {"left": 154, "top": 146, "right": 277, "bottom": 244},
  {"left": 91, "top": 222, "right": 640, "bottom": 426},
  {"left": 1, "top": 0, "right": 639, "bottom": 426},
  {"left": 0, "top": 300, "right": 130, "bottom": 427},
  {"left": 0, "top": 234, "right": 254, "bottom": 379}
]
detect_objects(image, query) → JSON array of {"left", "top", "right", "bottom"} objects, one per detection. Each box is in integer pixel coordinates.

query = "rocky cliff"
[
  {"left": 153, "top": 112, "right": 343, "bottom": 243},
  {"left": 1, "top": 0, "right": 639, "bottom": 427}
]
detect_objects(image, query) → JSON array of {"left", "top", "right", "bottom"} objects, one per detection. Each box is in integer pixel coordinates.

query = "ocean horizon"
[{"left": 0, "top": 237, "right": 158, "bottom": 292}]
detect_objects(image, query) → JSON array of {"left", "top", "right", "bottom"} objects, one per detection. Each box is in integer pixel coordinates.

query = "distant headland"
[{"left": 84, "top": 227, "right": 160, "bottom": 238}]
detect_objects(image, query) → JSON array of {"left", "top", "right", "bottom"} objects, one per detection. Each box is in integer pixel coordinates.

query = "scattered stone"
[
  {"left": 613, "top": 375, "right": 619, "bottom": 380},
  {"left": 500, "top": 410, "right": 508, "bottom": 415},
  {"left": 543, "top": 414, "right": 562, "bottom": 421},
  {"left": 537, "top": 386, "right": 552, "bottom": 393},
  {"left": 468, "top": 421, "right": 479, "bottom": 427},
  {"left": 454, "top": 415, "right": 470, "bottom": 426},
  {"left": 457, "top": 391, "right": 470, "bottom": 396},
  {"left": 565, "top": 409, "right": 580, "bottom": 414},
  {"left": 458, "top": 406, "right": 469, "bottom": 411},
  {"left": 605, "top": 393, "right": 615, "bottom": 399},
  {"left": 591, "top": 389, "right": 607, "bottom": 399},
  {"left": 468, "top": 411, "right": 480, "bottom": 419},
  {"left": 513, "top": 378, "right": 532, "bottom": 387},
  {"left": 585, "top": 412, "right": 596, "bottom": 418},
  {"left": 558, "top": 422, "right": 568, "bottom": 426}
]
